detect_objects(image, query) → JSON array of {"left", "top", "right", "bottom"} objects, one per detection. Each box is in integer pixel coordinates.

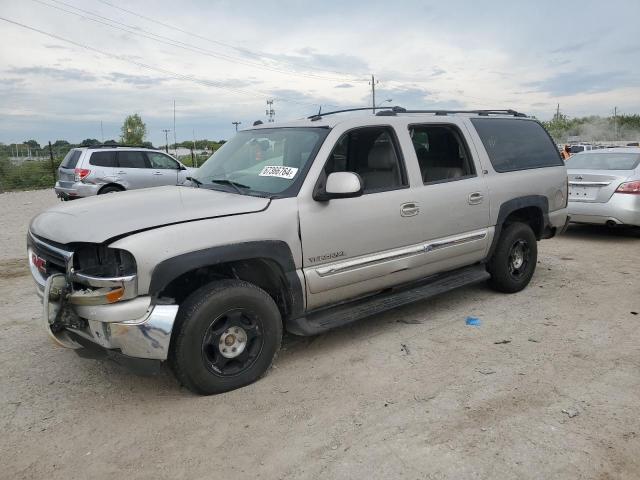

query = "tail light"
[
  {"left": 74, "top": 168, "right": 91, "bottom": 182},
  {"left": 616, "top": 180, "right": 640, "bottom": 194}
]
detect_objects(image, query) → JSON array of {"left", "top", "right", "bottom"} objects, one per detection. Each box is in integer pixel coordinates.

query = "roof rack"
[
  {"left": 84, "top": 144, "right": 156, "bottom": 149},
  {"left": 309, "top": 106, "right": 527, "bottom": 121}
]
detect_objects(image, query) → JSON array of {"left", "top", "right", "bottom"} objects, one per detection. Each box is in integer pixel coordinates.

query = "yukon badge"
[{"left": 308, "top": 251, "right": 345, "bottom": 264}]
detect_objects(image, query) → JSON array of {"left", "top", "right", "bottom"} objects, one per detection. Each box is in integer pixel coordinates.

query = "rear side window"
[
  {"left": 117, "top": 151, "right": 148, "bottom": 168},
  {"left": 566, "top": 153, "right": 640, "bottom": 170},
  {"left": 89, "top": 151, "right": 117, "bottom": 167},
  {"left": 471, "top": 119, "right": 563, "bottom": 172},
  {"left": 60, "top": 150, "right": 82, "bottom": 169}
]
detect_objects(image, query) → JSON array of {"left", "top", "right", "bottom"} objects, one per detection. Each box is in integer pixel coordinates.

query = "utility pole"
[
  {"left": 162, "top": 129, "right": 171, "bottom": 153},
  {"left": 266, "top": 100, "right": 275, "bottom": 122},
  {"left": 614, "top": 106, "right": 618, "bottom": 141},
  {"left": 100, "top": 120, "right": 104, "bottom": 143},
  {"left": 555, "top": 103, "right": 560, "bottom": 121},
  {"left": 173, "top": 100, "right": 177, "bottom": 156},
  {"left": 370, "top": 74, "right": 379, "bottom": 113},
  {"left": 232, "top": 121, "right": 241, "bottom": 132}
]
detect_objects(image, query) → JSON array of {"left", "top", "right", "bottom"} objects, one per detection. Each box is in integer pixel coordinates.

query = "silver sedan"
[{"left": 567, "top": 148, "right": 640, "bottom": 227}]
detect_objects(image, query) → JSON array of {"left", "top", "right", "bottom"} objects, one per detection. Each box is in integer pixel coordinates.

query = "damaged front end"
[{"left": 28, "top": 231, "right": 177, "bottom": 362}]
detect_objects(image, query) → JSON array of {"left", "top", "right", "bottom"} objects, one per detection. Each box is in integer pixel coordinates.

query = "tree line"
[{"left": 540, "top": 113, "right": 640, "bottom": 143}]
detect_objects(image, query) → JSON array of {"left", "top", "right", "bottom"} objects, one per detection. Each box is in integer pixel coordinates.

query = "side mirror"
[
  {"left": 179, "top": 164, "right": 187, "bottom": 170},
  {"left": 315, "top": 172, "right": 363, "bottom": 201}
]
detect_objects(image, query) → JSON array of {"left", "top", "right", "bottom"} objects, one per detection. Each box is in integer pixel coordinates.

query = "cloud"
[
  {"left": 335, "top": 83, "right": 354, "bottom": 89},
  {"left": 549, "top": 41, "right": 589, "bottom": 54},
  {"left": 526, "top": 70, "right": 633, "bottom": 96},
  {"left": 268, "top": 48, "right": 369, "bottom": 75},
  {"left": 6, "top": 66, "right": 97, "bottom": 82},
  {"left": 106, "top": 72, "right": 169, "bottom": 87}
]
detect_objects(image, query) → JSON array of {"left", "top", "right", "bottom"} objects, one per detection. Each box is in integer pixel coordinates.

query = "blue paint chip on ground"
[{"left": 465, "top": 317, "right": 481, "bottom": 326}]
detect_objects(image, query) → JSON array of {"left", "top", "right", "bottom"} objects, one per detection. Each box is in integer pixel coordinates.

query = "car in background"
[
  {"left": 569, "top": 144, "right": 594, "bottom": 154},
  {"left": 55, "top": 145, "right": 195, "bottom": 200},
  {"left": 567, "top": 148, "right": 640, "bottom": 227}
]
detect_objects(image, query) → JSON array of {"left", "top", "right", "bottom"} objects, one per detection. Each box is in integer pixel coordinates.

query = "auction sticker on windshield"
[{"left": 259, "top": 166, "right": 298, "bottom": 179}]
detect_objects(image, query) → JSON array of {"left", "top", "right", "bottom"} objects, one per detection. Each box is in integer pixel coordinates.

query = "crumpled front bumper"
[{"left": 41, "top": 274, "right": 178, "bottom": 361}]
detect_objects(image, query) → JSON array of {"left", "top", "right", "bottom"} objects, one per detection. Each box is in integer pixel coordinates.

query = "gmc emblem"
[{"left": 31, "top": 253, "right": 47, "bottom": 274}]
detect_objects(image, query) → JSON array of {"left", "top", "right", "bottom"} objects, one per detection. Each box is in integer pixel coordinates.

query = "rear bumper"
[
  {"left": 54, "top": 181, "right": 100, "bottom": 199},
  {"left": 542, "top": 208, "right": 569, "bottom": 238},
  {"left": 568, "top": 194, "right": 640, "bottom": 226}
]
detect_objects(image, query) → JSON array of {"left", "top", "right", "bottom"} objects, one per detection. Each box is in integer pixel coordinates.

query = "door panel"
[
  {"left": 300, "top": 189, "right": 428, "bottom": 298},
  {"left": 146, "top": 152, "right": 181, "bottom": 186},
  {"left": 116, "top": 151, "right": 154, "bottom": 189}
]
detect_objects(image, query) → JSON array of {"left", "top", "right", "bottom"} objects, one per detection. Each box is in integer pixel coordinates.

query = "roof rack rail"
[
  {"left": 84, "top": 144, "right": 156, "bottom": 149},
  {"left": 308, "top": 106, "right": 527, "bottom": 121},
  {"left": 385, "top": 109, "right": 528, "bottom": 117}
]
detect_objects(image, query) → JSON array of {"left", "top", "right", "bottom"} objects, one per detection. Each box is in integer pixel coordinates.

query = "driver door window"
[
  {"left": 147, "top": 152, "right": 179, "bottom": 169},
  {"left": 324, "top": 126, "right": 407, "bottom": 193}
]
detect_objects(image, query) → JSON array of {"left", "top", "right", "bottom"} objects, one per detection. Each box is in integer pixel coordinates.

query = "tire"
[
  {"left": 487, "top": 222, "right": 538, "bottom": 293},
  {"left": 98, "top": 185, "right": 123, "bottom": 195},
  {"left": 169, "top": 279, "right": 282, "bottom": 395}
]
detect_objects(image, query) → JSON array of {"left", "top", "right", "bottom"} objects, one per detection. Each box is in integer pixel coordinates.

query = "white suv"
[{"left": 54, "top": 146, "right": 194, "bottom": 199}]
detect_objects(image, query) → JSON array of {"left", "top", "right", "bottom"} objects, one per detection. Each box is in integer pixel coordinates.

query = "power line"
[
  {"left": 95, "top": 0, "right": 368, "bottom": 80},
  {"left": 34, "top": 0, "right": 361, "bottom": 83},
  {"left": 0, "top": 15, "right": 333, "bottom": 109}
]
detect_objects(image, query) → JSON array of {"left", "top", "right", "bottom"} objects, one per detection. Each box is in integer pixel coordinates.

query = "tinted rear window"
[
  {"left": 471, "top": 118, "right": 563, "bottom": 172},
  {"left": 117, "top": 151, "right": 148, "bottom": 168},
  {"left": 566, "top": 153, "right": 640, "bottom": 170},
  {"left": 60, "top": 150, "right": 82, "bottom": 169},
  {"left": 89, "top": 151, "right": 117, "bottom": 167}
]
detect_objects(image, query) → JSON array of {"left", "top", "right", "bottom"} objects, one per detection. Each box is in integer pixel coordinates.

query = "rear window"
[
  {"left": 471, "top": 118, "right": 563, "bottom": 172},
  {"left": 89, "top": 151, "right": 117, "bottom": 167},
  {"left": 566, "top": 152, "right": 640, "bottom": 170},
  {"left": 60, "top": 150, "right": 82, "bottom": 169},
  {"left": 117, "top": 151, "right": 148, "bottom": 168}
]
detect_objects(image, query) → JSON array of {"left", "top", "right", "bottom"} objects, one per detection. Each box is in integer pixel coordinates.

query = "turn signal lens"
[
  {"left": 74, "top": 168, "right": 91, "bottom": 182},
  {"left": 105, "top": 287, "right": 125, "bottom": 303},
  {"left": 616, "top": 180, "right": 640, "bottom": 194}
]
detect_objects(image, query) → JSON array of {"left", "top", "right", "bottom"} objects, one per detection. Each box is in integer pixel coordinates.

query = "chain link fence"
[{"left": 0, "top": 153, "right": 62, "bottom": 193}]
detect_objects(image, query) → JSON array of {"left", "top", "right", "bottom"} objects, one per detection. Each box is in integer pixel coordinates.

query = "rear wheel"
[
  {"left": 169, "top": 280, "right": 282, "bottom": 395},
  {"left": 487, "top": 222, "right": 537, "bottom": 293},
  {"left": 98, "top": 185, "right": 123, "bottom": 195}
]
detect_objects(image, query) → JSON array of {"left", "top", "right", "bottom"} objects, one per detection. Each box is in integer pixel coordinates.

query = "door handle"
[
  {"left": 468, "top": 192, "right": 484, "bottom": 205},
  {"left": 152, "top": 171, "right": 163, "bottom": 175},
  {"left": 400, "top": 202, "right": 420, "bottom": 217},
  {"left": 116, "top": 171, "right": 126, "bottom": 174}
]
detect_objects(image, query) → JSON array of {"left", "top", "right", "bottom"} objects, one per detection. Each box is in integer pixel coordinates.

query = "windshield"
[
  {"left": 193, "top": 127, "right": 328, "bottom": 196},
  {"left": 567, "top": 152, "right": 640, "bottom": 170}
]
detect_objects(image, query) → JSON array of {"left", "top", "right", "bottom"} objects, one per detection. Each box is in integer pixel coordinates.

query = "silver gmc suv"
[
  {"left": 28, "top": 108, "right": 569, "bottom": 394},
  {"left": 54, "top": 145, "right": 193, "bottom": 199}
]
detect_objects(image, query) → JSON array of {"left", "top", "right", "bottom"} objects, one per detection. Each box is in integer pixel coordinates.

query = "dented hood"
[{"left": 30, "top": 186, "right": 270, "bottom": 245}]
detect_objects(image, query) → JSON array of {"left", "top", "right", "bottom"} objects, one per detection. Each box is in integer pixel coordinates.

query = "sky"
[{"left": 1, "top": 0, "right": 639, "bottom": 147}]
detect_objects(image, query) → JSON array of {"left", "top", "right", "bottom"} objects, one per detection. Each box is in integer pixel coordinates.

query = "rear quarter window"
[
  {"left": 470, "top": 118, "right": 563, "bottom": 172},
  {"left": 60, "top": 150, "right": 82, "bottom": 169},
  {"left": 89, "top": 151, "right": 117, "bottom": 167}
]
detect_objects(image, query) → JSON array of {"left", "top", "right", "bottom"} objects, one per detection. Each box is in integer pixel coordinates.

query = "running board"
[{"left": 287, "top": 264, "right": 490, "bottom": 336}]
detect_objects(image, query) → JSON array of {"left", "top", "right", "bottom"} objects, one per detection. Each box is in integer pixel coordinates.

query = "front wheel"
[
  {"left": 169, "top": 279, "right": 282, "bottom": 395},
  {"left": 487, "top": 222, "right": 537, "bottom": 293}
]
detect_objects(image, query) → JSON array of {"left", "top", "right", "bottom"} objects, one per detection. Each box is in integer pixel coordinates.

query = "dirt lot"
[{"left": 1, "top": 189, "right": 639, "bottom": 479}]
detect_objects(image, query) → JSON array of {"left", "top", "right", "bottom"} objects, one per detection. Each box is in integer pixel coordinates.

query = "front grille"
[{"left": 28, "top": 232, "right": 73, "bottom": 277}]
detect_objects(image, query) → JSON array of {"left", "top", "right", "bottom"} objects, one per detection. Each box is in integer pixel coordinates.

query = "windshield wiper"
[
  {"left": 186, "top": 176, "right": 202, "bottom": 187},
  {"left": 210, "top": 178, "right": 251, "bottom": 195}
]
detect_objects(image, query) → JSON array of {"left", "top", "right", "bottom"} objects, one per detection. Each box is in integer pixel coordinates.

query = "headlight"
[{"left": 68, "top": 245, "right": 137, "bottom": 305}]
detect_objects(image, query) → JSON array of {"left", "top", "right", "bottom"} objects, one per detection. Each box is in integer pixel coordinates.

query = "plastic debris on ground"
[{"left": 465, "top": 317, "right": 481, "bottom": 326}]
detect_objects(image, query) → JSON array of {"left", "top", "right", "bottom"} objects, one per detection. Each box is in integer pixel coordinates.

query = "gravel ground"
[{"left": 1, "top": 189, "right": 639, "bottom": 479}]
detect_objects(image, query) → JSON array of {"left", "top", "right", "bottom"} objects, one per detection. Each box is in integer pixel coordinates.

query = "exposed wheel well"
[
  {"left": 503, "top": 206, "right": 544, "bottom": 239},
  {"left": 98, "top": 183, "right": 125, "bottom": 194},
  {"left": 157, "top": 258, "right": 295, "bottom": 319}
]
